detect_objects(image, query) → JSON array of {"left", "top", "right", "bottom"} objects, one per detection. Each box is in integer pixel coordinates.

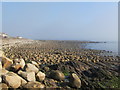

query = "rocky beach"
[{"left": 0, "top": 33, "right": 119, "bottom": 89}]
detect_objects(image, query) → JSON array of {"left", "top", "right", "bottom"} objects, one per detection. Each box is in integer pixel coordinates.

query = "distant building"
[
  {"left": 0, "top": 33, "right": 9, "bottom": 38},
  {"left": 17, "top": 36, "right": 23, "bottom": 39}
]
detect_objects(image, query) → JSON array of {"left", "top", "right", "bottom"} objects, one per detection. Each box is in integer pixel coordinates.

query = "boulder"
[
  {"left": 69, "top": 73, "right": 81, "bottom": 88},
  {"left": 0, "top": 76, "right": 1, "bottom": 83},
  {"left": 23, "top": 81, "right": 45, "bottom": 89},
  {"left": 18, "top": 70, "right": 36, "bottom": 82},
  {"left": 13, "top": 58, "right": 25, "bottom": 69},
  {"left": 19, "top": 59, "right": 25, "bottom": 69},
  {"left": 0, "top": 61, "right": 2, "bottom": 83},
  {"left": 2, "top": 72, "right": 27, "bottom": 88},
  {"left": 2, "top": 72, "right": 21, "bottom": 88},
  {"left": 1, "top": 57, "right": 13, "bottom": 69},
  {"left": 20, "top": 78, "right": 28, "bottom": 86},
  {"left": 1, "top": 68, "right": 9, "bottom": 76},
  {"left": 44, "top": 79, "right": 57, "bottom": 88},
  {"left": 43, "top": 66, "right": 50, "bottom": 72},
  {"left": 0, "top": 59, "right": 2, "bottom": 70},
  {"left": 13, "top": 58, "right": 19, "bottom": 63},
  {"left": 25, "top": 63, "right": 39, "bottom": 73},
  {"left": 49, "top": 70, "right": 65, "bottom": 81},
  {"left": 0, "top": 60, "right": 2, "bottom": 82},
  {"left": 31, "top": 61, "right": 39, "bottom": 68},
  {"left": 0, "top": 50, "right": 4, "bottom": 57},
  {"left": 19, "top": 58, "right": 25, "bottom": 69},
  {"left": 11, "top": 64, "right": 22, "bottom": 71},
  {"left": 0, "top": 83, "right": 8, "bottom": 90},
  {"left": 36, "top": 71, "right": 45, "bottom": 82}
]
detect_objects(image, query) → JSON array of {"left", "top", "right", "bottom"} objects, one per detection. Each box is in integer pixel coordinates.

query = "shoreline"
[{"left": 2, "top": 38, "right": 119, "bottom": 59}]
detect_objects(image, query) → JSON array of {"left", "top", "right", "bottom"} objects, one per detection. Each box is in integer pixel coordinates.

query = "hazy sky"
[{"left": 2, "top": 2, "right": 118, "bottom": 41}]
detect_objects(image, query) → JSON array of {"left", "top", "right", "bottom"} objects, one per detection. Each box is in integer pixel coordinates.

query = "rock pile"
[{"left": 0, "top": 51, "right": 82, "bottom": 89}]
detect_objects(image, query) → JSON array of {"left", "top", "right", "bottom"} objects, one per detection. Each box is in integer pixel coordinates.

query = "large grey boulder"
[
  {"left": 18, "top": 70, "right": 36, "bottom": 82},
  {"left": 25, "top": 63, "right": 39, "bottom": 73},
  {"left": 36, "top": 71, "right": 45, "bottom": 82},
  {"left": 2, "top": 72, "right": 21, "bottom": 88},
  {"left": 49, "top": 70, "right": 65, "bottom": 81},
  {"left": 69, "top": 73, "right": 81, "bottom": 88},
  {"left": 2, "top": 72, "right": 27, "bottom": 88}
]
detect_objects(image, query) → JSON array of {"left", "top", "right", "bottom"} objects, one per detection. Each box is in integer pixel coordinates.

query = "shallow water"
[{"left": 85, "top": 41, "right": 118, "bottom": 55}]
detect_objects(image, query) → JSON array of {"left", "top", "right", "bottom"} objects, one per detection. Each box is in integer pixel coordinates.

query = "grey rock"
[
  {"left": 31, "top": 61, "right": 39, "bottom": 68},
  {"left": 2, "top": 72, "right": 27, "bottom": 88},
  {"left": 69, "top": 73, "right": 81, "bottom": 88},
  {"left": 23, "top": 81, "right": 45, "bottom": 89},
  {"left": 2, "top": 72, "right": 21, "bottom": 88},
  {"left": 13, "top": 58, "right": 25, "bottom": 69},
  {"left": 36, "top": 71, "right": 45, "bottom": 82},
  {"left": 18, "top": 70, "right": 36, "bottom": 82},
  {"left": 1, "top": 68, "right": 9, "bottom": 76},
  {"left": 1, "top": 56, "right": 13, "bottom": 69},
  {"left": 0, "top": 83, "right": 9, "bottom": 89},
  {"left": 25, "top": 63, "right": 39, "bottom": 73},
  {"left": 49, "top": 70, "right": 65, "bottom": 81}
]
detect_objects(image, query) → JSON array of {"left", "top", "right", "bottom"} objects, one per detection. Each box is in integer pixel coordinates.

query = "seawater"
[{"left": 85, "top": 41, "right": 118, "bottom": 55}]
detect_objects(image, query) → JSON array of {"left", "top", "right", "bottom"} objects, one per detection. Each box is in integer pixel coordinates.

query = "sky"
[{"left": 2, "top": 2, "right": 118, "bottom": 41}]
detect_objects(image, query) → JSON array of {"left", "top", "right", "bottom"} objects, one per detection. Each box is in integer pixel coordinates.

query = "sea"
[{"left": 84, "top": 41, "right": 119, "bottom": 56}]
